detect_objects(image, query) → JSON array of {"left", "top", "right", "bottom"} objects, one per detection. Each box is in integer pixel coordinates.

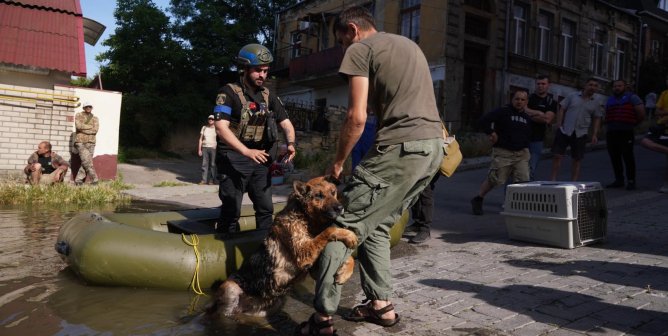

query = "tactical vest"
[{"left": 226, "top": 83, "right": 278, "bottom": 146}]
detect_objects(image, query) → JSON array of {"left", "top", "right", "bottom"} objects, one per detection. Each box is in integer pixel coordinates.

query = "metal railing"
[{"left": 283, "top": 100, "right": 327, "bottom": 133}]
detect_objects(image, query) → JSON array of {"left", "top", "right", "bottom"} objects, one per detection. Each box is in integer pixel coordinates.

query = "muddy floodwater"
[{"left": 0, "top": 202, "right": 303, "bottom": 336}]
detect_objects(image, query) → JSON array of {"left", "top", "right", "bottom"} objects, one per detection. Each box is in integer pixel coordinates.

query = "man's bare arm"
[{"left": 329, "top": 75, "right": 369, "bottom": 178}]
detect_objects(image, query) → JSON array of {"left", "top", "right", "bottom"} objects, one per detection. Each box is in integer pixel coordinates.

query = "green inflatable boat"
[{"left": 55, "top": 205, "right": 408, "bottom": 291}]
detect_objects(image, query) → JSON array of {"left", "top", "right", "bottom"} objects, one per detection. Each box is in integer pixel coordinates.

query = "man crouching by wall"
[{"left": 24, "top": 141, "right": 69, "bottom": 185}]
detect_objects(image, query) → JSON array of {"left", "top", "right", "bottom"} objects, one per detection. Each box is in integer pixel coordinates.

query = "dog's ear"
[
  {"left": 324, "top": 175, "right": 341, "bottom": 186},
  {"left": 293, "top": 180, "right": 309, "bottom": 198}
]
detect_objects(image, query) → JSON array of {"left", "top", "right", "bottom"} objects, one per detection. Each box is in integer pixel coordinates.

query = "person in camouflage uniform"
[{"left": 74, "top": 101, "right": 99, "bottom": 185}]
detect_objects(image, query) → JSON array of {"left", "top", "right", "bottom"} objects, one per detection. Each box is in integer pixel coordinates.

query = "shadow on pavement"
[
  {"left": 419, "top": 278, "right": 668, "bottom": 334},
  {"left": 504, "top": 259, "right": 668, "bottom": 292}
]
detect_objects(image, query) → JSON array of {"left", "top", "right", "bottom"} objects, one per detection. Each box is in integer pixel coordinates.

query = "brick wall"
[{"left": 0, "top": 84, "right": 76, "bottom": 174}]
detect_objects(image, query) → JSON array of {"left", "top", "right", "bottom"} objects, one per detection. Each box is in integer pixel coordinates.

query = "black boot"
[{"left": 409, "top": 230, "right": 431, "bottom": 244}]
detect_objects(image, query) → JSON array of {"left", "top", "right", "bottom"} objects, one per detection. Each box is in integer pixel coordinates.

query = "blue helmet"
[{"left": 237, "top": 44, "right": 273, "bottom": 67}]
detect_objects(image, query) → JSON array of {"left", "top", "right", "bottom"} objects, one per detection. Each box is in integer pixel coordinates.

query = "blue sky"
[{"left": 80, "top": 0, "right": 172, "bottom": 77}]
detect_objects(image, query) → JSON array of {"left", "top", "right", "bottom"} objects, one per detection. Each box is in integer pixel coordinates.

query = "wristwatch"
[{"left": 287, "top": 141, "right": 296, "bottom": 147}]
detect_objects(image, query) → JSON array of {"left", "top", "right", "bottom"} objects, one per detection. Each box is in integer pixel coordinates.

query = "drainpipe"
[
  {"left": 636, "top": 12, "right": 644, "bottom": 92},
  {"left": 273, "top": 11, "right": 279, "bottom": 55},
  {"left": 502, "top": 0, "right": 513, "bottom": 105}
]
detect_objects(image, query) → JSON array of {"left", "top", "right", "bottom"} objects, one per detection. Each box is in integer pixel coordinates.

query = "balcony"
[{"left": 289, "top": 46, "right": 344, "bottom": 84}]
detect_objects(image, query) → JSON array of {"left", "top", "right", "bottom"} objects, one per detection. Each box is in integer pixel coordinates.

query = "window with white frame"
[
  {"left": 592, "top": 28, "right": 607, "bottom": 76},
  {"left": 537, "top": 11, "right": 553, "bottom": 62},
  {"left": 401, "top": 0, "right": 421, "bottom": 43},
  {"left": 561, "top": 19, "right": 576, "bottom": 67},
  {"left": 511, "top": 3, "right": 528, "bottom": 55},
  {"left": 651, "top": 39, "right": 661, "bottom": 57},
  {"left": 614, "top": 37, "right": 630, "bottom": 80},
  {"left": 291, "top": 32, "right": 302, "bottom": 58},
  {"left": 659, "top": 0, "right": 668, "bottom": 11}
]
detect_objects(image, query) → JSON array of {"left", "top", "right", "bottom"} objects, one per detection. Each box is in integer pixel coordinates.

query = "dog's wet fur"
[{"left": 207, "top": 176, "right": 358, "bottom": 317}]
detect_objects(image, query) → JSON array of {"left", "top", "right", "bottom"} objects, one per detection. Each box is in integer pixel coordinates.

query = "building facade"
[
  {"left": 273, "top": 0, "right": 448, "bottom": 117},
  {"left": 274, "top": 0, "right": 648, "bottom": 131}
]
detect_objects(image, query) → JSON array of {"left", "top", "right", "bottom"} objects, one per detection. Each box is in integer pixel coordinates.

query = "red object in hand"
[
  {"left": 270, "top": 162, "right": 283, "bottom": 176},
  {"left": 248, "top": 102, "right": 257, "bottom": 111}
]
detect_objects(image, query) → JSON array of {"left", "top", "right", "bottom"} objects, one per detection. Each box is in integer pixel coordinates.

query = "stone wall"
[{"left": 285, "top": 105, "right": 346, "bottom": 154}]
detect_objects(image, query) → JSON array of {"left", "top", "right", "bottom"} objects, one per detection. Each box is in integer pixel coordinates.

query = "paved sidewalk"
[
  {"left": 118, "top": 157, "right": 293, "bottom": 208},
  {"left": 117, "top": 147, "right": 668, "bottom": 335}
]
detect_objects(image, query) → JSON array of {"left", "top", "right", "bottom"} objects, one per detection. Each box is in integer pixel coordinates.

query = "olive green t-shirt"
[{"left": 339, "top": 32, "right": 442, "bottom": 145}]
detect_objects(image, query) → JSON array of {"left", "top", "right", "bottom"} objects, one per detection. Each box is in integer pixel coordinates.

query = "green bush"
[
  {"left": 293, "top": 149, "right": 334, "bottom": 177},
  {"left": 293, "top": 149, "right": 351, "bottom": 177}
]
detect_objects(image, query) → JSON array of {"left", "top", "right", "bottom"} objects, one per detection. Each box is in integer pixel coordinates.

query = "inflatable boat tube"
[{"left": 56, "top": 205, "right": 408, "bottom": 291}]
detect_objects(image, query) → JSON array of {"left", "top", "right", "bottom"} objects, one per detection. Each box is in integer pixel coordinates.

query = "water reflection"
[{"left": 0, "top": 202, "right": 291, "bottom": 336}]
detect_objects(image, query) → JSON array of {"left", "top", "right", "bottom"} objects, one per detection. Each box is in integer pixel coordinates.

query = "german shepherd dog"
[{"left": 207, "top": 176, "right": 358, "bottom": 317}]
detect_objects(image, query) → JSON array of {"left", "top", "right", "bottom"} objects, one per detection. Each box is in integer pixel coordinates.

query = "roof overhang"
[{"left": 83, "top": 17, "right": 106, "bottom": 46}]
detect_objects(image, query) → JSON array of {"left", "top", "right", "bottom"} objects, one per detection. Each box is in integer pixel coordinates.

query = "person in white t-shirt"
[
  {"left": 645, "top": 91, "right": 657, "bottom": 119},
  {"left": 198, "top": 115, "right": 218, "bottom": 184}
]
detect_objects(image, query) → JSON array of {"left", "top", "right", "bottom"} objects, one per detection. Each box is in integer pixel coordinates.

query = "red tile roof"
[
  {"left": 4, "top": 0, "right": 82, "bottom": 14},
  {"left": 0, "top": 0, "right": 86, "bottom": 75}
]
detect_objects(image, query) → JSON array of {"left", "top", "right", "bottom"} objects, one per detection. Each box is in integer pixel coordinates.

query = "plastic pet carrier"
[{"left": 501, "top": 181, "right": 607, "bottom": 249}]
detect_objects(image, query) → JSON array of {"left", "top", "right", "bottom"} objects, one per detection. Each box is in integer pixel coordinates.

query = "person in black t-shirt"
[
  {"left": 524, "top": 75, "right": 557, "bottom": 180},
  {"left": 24, "top": 141, "right": 69, "bottom": 185},
  {"left": 471, "top": 89, "right": 532, "bottom": 215}
]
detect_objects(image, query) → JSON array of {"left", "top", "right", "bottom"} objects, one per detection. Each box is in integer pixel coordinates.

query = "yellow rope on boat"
[{"left": 181, "top": 233, "right": 207, "bottom": 296}]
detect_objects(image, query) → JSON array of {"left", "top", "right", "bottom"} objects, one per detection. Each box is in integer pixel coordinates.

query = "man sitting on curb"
[{"left": 24, "top": 141, "right": 69, "bottom": 185}]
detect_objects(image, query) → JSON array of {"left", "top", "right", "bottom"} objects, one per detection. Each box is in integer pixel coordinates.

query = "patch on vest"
[{"left": 216, "top": 93, "right": 227, "bottom": 105}]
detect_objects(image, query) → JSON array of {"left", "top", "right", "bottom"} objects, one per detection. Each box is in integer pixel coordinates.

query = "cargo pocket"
[
  {"left": 342, "top": 166, "right": 390, "bottom": 215},
  {"left": 402, "top": 140, "right": 430, "bottom": 156}
]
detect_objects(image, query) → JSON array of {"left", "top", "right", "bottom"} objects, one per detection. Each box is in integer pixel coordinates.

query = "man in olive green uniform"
[
  {"left": 296, "top": 6, "right": 444, "bottom": 335},
  {"left": 74, "top": 101, "right": 99, "bottom": 185}
]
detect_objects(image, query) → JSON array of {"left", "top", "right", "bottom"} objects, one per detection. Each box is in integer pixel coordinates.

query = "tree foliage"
[
  {"left": 170, "top": 0, "right": 295, "bottom": 74},
  {"left": 70, "top": 76, "right": 92, "bottom": 87},
  {"left": 97, "top": 0, "right": 295, "bottom": 147}
]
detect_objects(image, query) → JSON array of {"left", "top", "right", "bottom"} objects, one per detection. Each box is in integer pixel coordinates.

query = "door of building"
[{"left": 462, "top": 43, "right": 487, "bottom": 128}]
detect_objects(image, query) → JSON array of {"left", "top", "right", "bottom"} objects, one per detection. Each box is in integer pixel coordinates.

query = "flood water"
[{"left": 0, "top": 202, "right": 298, "bottom": 336}]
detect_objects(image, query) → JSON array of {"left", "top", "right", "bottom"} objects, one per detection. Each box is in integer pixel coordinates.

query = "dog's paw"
[
  {"left": 335, "top": 229, "right": 358, "bottom": 249},
  {"left": 323, "top": 227, "right": 357, "bottom": 248},
  {"left": 335, "top": 256, "right": 355, "bottom": 284}
]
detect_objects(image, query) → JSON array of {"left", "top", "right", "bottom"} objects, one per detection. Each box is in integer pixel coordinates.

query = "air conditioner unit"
[{"left": 501, "top": 181, "right": 607, "bottom": 249}]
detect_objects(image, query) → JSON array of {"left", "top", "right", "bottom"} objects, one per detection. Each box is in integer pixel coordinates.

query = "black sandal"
[
  {"left": 344, "top": 299, "right": 401, "bottom": 327},
  {"left": 294, "top": 314, "right": 338, "bottom": 336}
]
